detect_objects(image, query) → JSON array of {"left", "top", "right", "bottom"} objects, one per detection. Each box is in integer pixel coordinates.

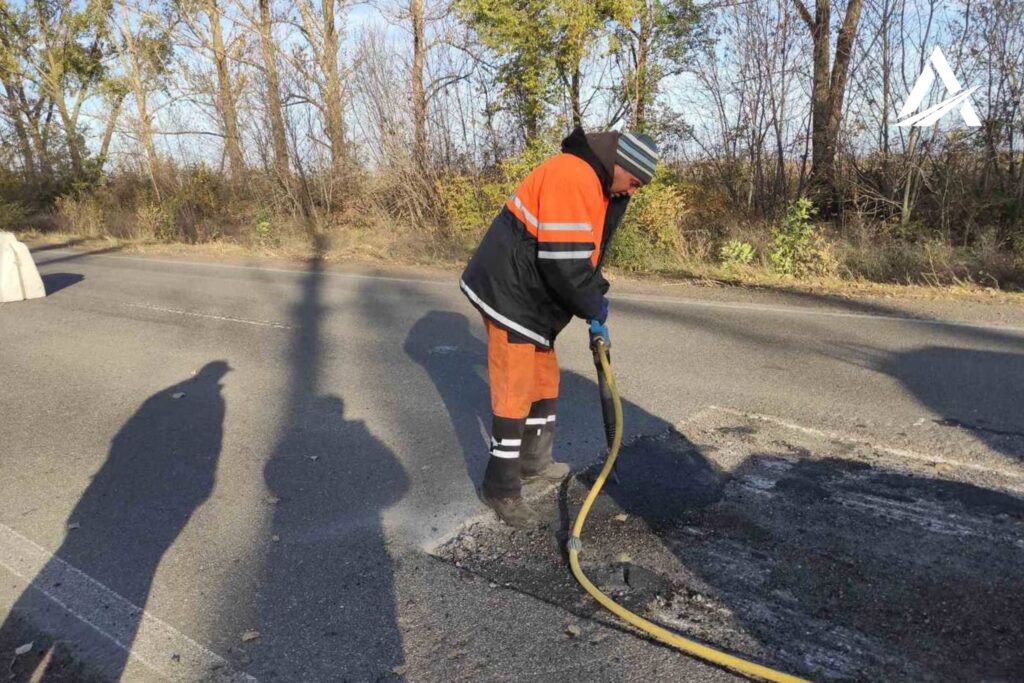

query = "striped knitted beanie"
[{"left": 616, "top": 132, "right": 659, "bottom": 184}]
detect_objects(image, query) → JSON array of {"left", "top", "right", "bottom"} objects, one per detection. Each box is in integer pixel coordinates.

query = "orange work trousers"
[{"left": 483, "top": 317, "right": 559, "bottom": 419}]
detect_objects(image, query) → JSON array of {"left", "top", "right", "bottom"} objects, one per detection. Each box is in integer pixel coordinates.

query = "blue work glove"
[
  {"left": 589, "top": 318, "right": 610, "bottom": 348},
  {"left": 597, "top": 297, "right": 610, "bottom": 324}
]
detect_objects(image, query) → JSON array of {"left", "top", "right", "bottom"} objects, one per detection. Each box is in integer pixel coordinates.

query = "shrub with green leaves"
[
  {"left": 769, "top": 197, "right": 837, "bottom": 277},
  {"left": 718, "top": 239, "right": 755, "bottom": 267},
  {"left": 606, "top": 170, "right": 684, "bottom": 271},
  {"left": 254, "top": 207, "right": 276, "bottom": 246}
]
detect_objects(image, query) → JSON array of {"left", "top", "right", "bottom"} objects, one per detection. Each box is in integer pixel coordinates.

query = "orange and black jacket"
[{"left": 460, "top": 128, "right": 630, "bottom": 348}]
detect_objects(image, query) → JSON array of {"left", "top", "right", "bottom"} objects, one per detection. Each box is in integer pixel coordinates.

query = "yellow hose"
[{"left": 568, "top": 343, "right": 810, "bottom": 683}]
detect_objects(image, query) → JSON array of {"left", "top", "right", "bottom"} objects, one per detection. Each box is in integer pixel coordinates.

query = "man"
[{"left": 460, "top": 127, "right": 659, "bottom": 527}]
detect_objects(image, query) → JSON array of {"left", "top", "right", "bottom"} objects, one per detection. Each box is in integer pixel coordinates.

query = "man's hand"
[{"left": 589, "top": 318, "right": 610, "bottom": 349}]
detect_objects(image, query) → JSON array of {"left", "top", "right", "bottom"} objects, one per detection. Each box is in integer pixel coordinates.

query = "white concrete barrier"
[{"left": 0, "top": 232, "right": 46, "bottom": 303}]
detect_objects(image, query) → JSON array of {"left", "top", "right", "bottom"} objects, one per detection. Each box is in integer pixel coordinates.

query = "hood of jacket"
[{"left": 560, "top": 127, "right": 619, "bottom": 197}]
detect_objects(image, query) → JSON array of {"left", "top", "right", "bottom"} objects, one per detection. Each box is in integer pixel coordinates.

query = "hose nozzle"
[
  {"left": 587, "top": 320, "right": 617, "bottom": 453},
  {"left": 588, "top": 319, "right": 610, "bottom": 354}
]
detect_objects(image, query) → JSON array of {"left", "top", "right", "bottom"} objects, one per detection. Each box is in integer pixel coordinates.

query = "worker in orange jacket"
[{"left": 460, "top": 127, "right": 659, "bottom": 526}]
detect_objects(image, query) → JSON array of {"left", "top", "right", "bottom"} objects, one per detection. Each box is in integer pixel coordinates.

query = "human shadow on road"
[
  {"left": 240, "top": 236, "right": 410, "bottom": 681},
  {"left": 0, "top": 361, "right": 229, "bottom": 681},
  {"left": 403, "top": 310, "right": 673, "bottom": 495}
]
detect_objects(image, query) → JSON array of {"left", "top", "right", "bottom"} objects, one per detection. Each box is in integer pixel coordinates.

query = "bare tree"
[
  {"left": 257, "top": 0, "right": 290, "bottom": 183},
  {"left": 206, "top": 0, "right": 246, "bottom": 178},
  {"left": 410, "top": 0, "right": 427, "bottom": 166},
  {"left": 115, "top": 0, "right": 172, "bottom": 196},
  {"left": 794, "top": 0, "right": 865, "bottom": 208},
  {"left": 295, "top": 0, "right": 350, "bottom": 181}
]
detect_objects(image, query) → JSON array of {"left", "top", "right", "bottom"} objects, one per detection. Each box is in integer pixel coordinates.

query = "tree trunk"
[
  {"left": 137, "top": 88, "right": 161, "bottom": 198},
  {"left": 118, "top": 2, "right": 161, "bottom": 199},
  {"left": 54, "top": 97, "right": 83, "bottom": 177},
  {"left": 410, "top": 0, "right": 427, "bottom": 168},
  {"left": 34, "top": 17, "right": 85, "bottom": 178},
  {"left": 98, "top": 90, "right": 125, "bottom": 170},
  {"left": 258, "top": 0, "right": 290, "bottom": 183},
  {"left": 1, "top": 80, "right": 36, "bottom": 177},
  {"left": 632, "top": 13, "right": 651, "bottom": 132},
  {"left": 37, "top": 98, "right": 55, "bottom": 176},
  {"left": 794, "top": 0, "right": 864, "bottom": 212},
  {"left": 208, "top": 0, "right": 246, "bottom": 180},
  {"left": 901, "top": 126, "right": 920, "bottom": 227},
  {"left": 569, "top": 67, "right": 581, "bottom": 128},
  {"left": 880, "top": 0, "right": 891, "bottom": 199},
  {"left": 321, "top": 0, "right": 346, "bottom": 179}
]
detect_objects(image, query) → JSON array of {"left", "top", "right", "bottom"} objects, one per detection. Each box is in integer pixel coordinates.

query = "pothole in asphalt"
[{"left": 433, "top": 409, "right": 1024, "bottom": 682}]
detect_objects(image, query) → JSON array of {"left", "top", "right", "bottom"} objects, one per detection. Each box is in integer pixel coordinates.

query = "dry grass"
[{"left": 10, "top": 167, "right": 1021, "bottom": 304}]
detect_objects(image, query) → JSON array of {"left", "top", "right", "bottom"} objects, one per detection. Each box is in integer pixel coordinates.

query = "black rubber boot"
[
  {"left": 482, "top": 415, "right": 526, "bottom": 499},
  {"left": 521, "top": 398, "right": 570, "bottom": 484},
  {"left": 481, "top": 416, "right": 543, "bottom": 527},
  {"left": 480, "top": 492, "right": 540, "bottom": 528}
]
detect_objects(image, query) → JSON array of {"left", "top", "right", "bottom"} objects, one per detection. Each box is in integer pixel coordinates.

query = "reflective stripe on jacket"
[{"left": 460, "top": 128, "right": 629, "bottom": 349}]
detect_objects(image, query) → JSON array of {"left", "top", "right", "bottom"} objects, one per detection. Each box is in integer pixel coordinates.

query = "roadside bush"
[
  {"left": 254, "top": 206, "right": 277, "bottom": 246},
  {"left": 164, "top": 166, "right": 228, "bottom": 243},
  {"left": 718, "top": 239, "right": 755, "bottom": 267},
  {"left": 55, "top": 195, "right": 105, "bottom": 237},
  {"left": 435, "top": 172, "right": 494, "bottom": 245},
  {"left": 770, "top": 197, "right": 837, "bottom": 277},
  {"left": 0, "top": 200, "right": 28, "bottom": 232},
  {"left": 133, "top": 202, "right": 171, "bottom": 241},
  {"left": 437, "top": 137, "right": 558, "bottom": 249},
  {"left": 606, "top": 171, "right": 685, "bottom": 271}
]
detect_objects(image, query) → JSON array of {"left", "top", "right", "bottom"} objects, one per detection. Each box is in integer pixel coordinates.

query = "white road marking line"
[
  {"left": 118, "top": 300, "right": 295, "bottom": 329},
  {"left": 705, "top": 405, "right": 1024, "bottom": 483},
  {"left": 39, "top": 249, "right": 1024, "bottom": 335},
  {"left": 0, "top": 523, "right": 257, "bottom": 683},
  {"left": 42, "top": 249, "right": 453, "bottom": 288}
]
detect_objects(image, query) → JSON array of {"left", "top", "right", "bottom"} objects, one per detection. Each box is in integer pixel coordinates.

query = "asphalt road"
[{"left": 1, "top": 246, "right": 1022, "bottom": 681}]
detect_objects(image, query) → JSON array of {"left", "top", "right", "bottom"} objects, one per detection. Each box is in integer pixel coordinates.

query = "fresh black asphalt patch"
[{"left": 434, "top": 409, "right": 1024, "bottom": 682}]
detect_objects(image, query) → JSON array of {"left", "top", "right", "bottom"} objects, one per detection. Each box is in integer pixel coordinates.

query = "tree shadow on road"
[
  {"left": 32, "top": 247, "right": 123, "bottom": 267},
  {"left": 240, "top": 235, "right": 410, "bottom": 681},
  {"left": 0, "top": 361, "right": 230, "bottom": 682},
  {"left": 28, "top": 240, "right": 86, "bottom": 253},
  {"left": 615, "top": 291, "right": 1024, "bottom": 463}
]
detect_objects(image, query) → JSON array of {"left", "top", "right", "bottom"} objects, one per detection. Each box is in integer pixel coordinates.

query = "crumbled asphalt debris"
[{"left": 435, "top": 412, "right": 1024, "bottom": 682}]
